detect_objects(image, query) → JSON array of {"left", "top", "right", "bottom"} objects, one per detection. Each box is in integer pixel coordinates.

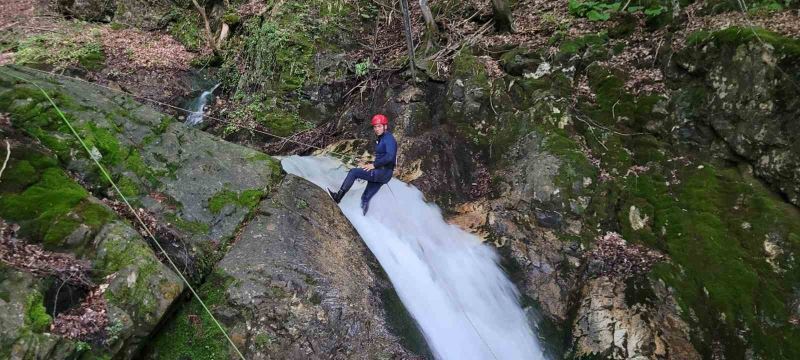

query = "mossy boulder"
[
  {"left": 499, "top": 47, "right": 543, "bottom": 76},
  {"left": 114, "top": 0, "right": 173, "bottom": 30},
  {"left": 56, "top": 0, "right": 115, "bottom": 23},
  {"left": 613, "top": 162, "right": 800, "bottom": 358},
  {"left": 93, "top": 221, "right": 184, "bottom": 358},
  {"left": 0, "top": 134, "right": 184, "bottom": 359},
  {"left": 0, "top": 65, "right": 284, "bottom": 280},
  {"left": 672, "top": 27, "right": 800, "bottom": 206}
]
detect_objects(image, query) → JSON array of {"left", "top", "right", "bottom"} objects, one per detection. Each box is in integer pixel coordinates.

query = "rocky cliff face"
[
  {"left": 3, "top": 0, "right": 800, "bottom": 359},
  {"left": 323, "top": 20, "right": 800, "bottom": 360},
  {"left": 0, "top": 66, "right": 416, "bottom": 358},
  {"left": 147, "top": 175, "right": 416, "bottom": 359}
]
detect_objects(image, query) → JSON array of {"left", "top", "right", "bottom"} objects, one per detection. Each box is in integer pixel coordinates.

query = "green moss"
[
  {"left": 148, "top": 270, "right": 236, "bottom": 359},
  {"left": 558, "top": 32, "right": 609, "bottom": 57},
  {"left": 536, "top": 125, "right": 597, "bottom": 199},
  {"left": 0, "top": 159, "right": 38, "bottom": 191},
  {"left": 221, "top": 8, "right": 315, "bottom": 93},
  {"left": 222, "top": 12, "right": 240, "bottom": 25},
  {"left": 154, "top": 116, "right": 174, "bottom": 135},
  {"left": 165, "top": 213, "right": 210, "bottom": 235},
  {"left": 718, "top": 27, "right": 800, "bottom": 57},
  {"left": 123, "top": 151, "right": 159, "bottom": 187},
  {"left": 95, "top": 227, "right": 155, "bottom": 274},
  {"left": 253, "top": 333, "right": 272, "bottom": 348},
  {"left": 689, "top": 26, "right": 800, "bottom": 57},
  {"left": 245, "top": 152, "right": 282, "bottom": 182},
  {"left": 95, "top": 223, "right": 165, "bottom": 317},
  {"left": 254, "top": 107, "right": 310, "bottom": 137},
  {"left": 81, "top": 123, "right": 124, "bottom": 165},
  {"left": 621, "top": 165, "right": 800, "bottom": 357},
  {"left": 15, "top": 32, "right": 105, "bottom": 71},
  {"left": 0, "top": 166, "right": 87, "bottom": 245},
  {"left": 168, "top": 9, "right": 205, "bottom": 52},
  {"left": 24, "top": 291, "right": 52, "bottom": 333},
  {"left": 116, "top": 176, "right": 140, "bottom": 198},
  {"left": 207, "top": 189, "right": 264, "bottom": 214}
]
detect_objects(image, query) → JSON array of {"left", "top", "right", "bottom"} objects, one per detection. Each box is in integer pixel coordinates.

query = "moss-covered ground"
[
  {"left": 207, "top": 188, "right": 263, "bottom": 214},
  {"left": 0, "top": 147, "right": 113, "bottom": 251},
  {"left": 147, "top": 270, "right": 236, "bottom": 359},
  {"left": 565, "top": 55, "right": 800, "bottom": 357}
]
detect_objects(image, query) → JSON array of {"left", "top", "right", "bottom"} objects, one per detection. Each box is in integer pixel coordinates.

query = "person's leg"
[
  {"left": 360, "top": 181, "right": 384, "bottom": 215},
  {"left": 329, "top": 168, "right": 371, "bottom": 203}
]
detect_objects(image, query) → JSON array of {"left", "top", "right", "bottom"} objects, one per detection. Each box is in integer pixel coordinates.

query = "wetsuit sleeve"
[{"left": 373, "top": 137, "right": 397, "bottom": 168}]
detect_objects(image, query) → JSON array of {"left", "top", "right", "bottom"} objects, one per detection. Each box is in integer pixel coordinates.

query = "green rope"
[{"left": 0, "top": 68, "right": 247, "bottom": 360}]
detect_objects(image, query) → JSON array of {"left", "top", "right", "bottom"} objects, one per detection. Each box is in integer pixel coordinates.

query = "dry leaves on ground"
[
  {"left": 50, "top": 284, "right": 109, "bottom": 341},
  {"left": 100, "top": 28, "right": 196, "bottom": 71},
  {"left": 588, "top": 232, "right": 666, "bottom": 278},
  {"left": 0, "top": 219, "right": 94, "bottom": 288}
]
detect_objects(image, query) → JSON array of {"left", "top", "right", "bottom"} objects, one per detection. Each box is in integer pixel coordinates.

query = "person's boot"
[
  {"left": 361, "top": 201, "right": 369, "bottom": 216},
  {"left": 327, "top": 188, "right": 344, "bottom": 203}
]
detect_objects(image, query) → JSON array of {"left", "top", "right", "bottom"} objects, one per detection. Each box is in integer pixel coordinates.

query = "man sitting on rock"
[{"left": 328, "top": 114, "right": 397, "bottom": 215}]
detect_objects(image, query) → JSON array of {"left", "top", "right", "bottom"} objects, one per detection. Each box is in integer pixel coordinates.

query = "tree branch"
[
  {"left": 190, "top": 0, "right": 218, "bottom": 53},
  {"left": 0, "top": 140, "right": 10, "bottom": 182}
]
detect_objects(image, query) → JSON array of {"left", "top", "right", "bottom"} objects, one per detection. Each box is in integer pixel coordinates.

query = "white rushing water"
[
  {"left": 185, "top": 83, "right": 220, "bottom": 126},
  {"left": 282, "top": 155, "right": 544, "bottom": 360}
]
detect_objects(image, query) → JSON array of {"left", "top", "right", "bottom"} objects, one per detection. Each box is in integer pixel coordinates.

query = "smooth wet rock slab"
[{"left": 147, "top": 175, "right": 415, "bottom": 359}]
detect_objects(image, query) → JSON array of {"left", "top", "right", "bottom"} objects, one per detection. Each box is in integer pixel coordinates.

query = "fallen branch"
[{"left": 0, "top": 139, "right": 9, "bottom": 182}]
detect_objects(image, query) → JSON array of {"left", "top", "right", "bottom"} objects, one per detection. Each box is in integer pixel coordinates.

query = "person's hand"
[{"left": 361, "top": 163, "right": 375, "bottom": 171}]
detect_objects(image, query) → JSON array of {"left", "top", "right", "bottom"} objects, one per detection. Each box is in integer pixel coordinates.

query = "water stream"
[
  {"left": 282, "top": 155, "right": 544, "bottom": 360},
  {"left": 185, "top": 83, "right": 219, "bottom": 126}
]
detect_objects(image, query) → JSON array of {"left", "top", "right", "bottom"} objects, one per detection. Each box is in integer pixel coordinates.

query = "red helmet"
[{"left": 371, "top": 114, "right": 389, "bottom": 126}]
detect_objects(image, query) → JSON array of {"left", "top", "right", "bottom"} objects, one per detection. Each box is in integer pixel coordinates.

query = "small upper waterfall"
[
  {"left": 185, "top": 83, "right": 219, "bottom": 126},
  {"left": 282, "top": 155, "right": 544, "bottom": 360}
]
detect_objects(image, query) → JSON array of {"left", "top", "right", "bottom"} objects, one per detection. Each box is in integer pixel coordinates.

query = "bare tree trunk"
[
  {"left": 190, "top": 0, "right": 219, "bottom": 53},
  {"left": 491, "top": 0, "right": 514, "bottom": 33},
  {"left": 419, "top": 0, "right": 437, "bottom": 35}
]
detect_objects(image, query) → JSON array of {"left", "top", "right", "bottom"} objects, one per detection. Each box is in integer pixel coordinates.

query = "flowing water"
[
  {"left": 185, "top": 83, "right": 219, "bottom": 126},
  {"left": 282, "top": 155, "right": 544, "bottom": 360}
]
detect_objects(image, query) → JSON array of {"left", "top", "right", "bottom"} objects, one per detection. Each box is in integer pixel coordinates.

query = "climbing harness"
[{"left": 0, "top": 69, "right": 247, "bottom": 360}]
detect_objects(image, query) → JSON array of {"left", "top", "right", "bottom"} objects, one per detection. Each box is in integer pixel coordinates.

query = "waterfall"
[
  {"left": 185, "top": 83, "right": 219, "bottom": 126},
  {"left": 282, "top": 155, "right": 545, "bottom": 360}
]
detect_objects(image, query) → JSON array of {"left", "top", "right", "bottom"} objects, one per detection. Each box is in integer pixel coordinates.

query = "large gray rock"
[
  {"left": 0, "top": 266, "right": 78, "bottom": 359},
  {"left": 0, "top": 65, "right": 281, "bottom": 280},
  {"left": 148, "top": 175, "right": 415, "bottom": 359},
  {"left": 92, "top": 221, "right": 184, "bottom": 358}
]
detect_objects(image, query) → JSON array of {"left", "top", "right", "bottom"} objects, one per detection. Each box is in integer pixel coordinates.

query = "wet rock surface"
[{"left": 147, "top": 175, "right": 416, "bottom": 359}]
